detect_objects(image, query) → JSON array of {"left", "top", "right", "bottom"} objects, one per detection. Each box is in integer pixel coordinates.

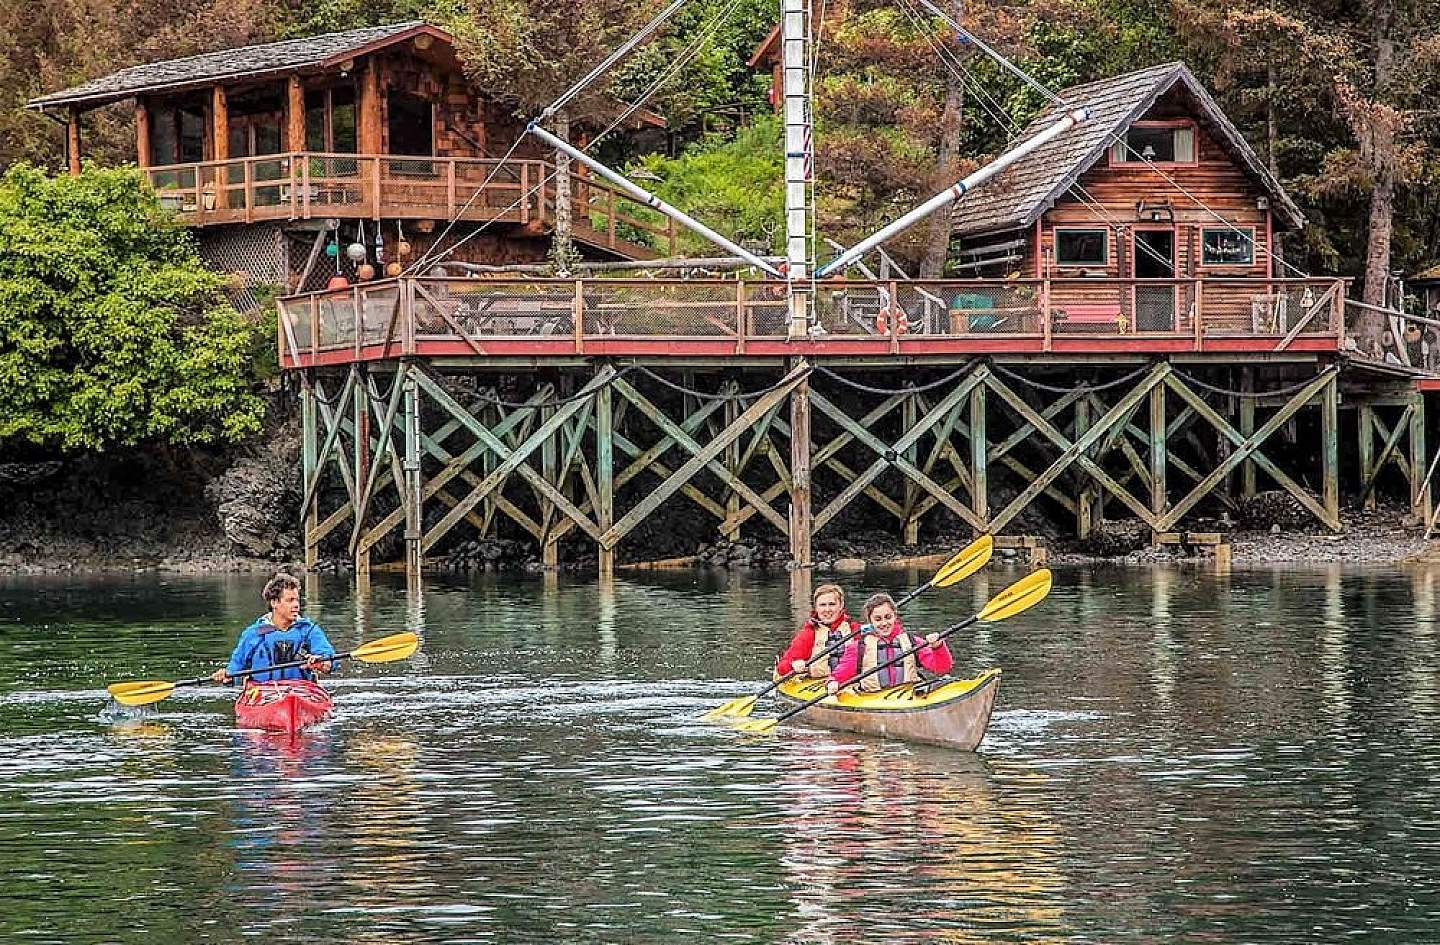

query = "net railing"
[{"left": 274, "top": 275, "right": 1350, "bottom": 360}]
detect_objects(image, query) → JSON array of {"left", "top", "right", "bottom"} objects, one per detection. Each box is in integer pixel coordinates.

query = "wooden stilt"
[
  {"left": 403, "top": 362, "right": 424, "bottom": 579},
  {"left": 1412, "top": 391, "right": 1431, "bottom": 524},
  {"left": 1149, "top": 380, "right": 1167, "bottom": 525},
  {"left": 301, "top": 371, "right": 318, "bottom": 570},
  {"left": 902, "top": 390, "right": 919, "bottom": 546},
  {"left": 1359, "top": 402, "right": 1376, "bottom": 511},
  {"left": 354, "top": 368, "right": 372, "bottom": 577},
  {"left": 789, "top": 360, "right": 813, "bottom": 569},
  {"left": 596, "top": 367, "right": 615, "bottom": 576},
  {"left": 541, "top": 384, "right": 560, "bottom": 569},
  {"left": 1240, "top": 368, "right": 1256, "bottom": 498},
  {"left": 1074, "top": 395, "right": 1093, "bottom": 538},
  {"left": 1322, "top": 372, "right": 1339, "bottom": 530},
  {"left": 970, "top": 380, "right": 988, "bottom": 531},
  {"left": 723, "top": 388, "right": 741, "bottom": 542}
]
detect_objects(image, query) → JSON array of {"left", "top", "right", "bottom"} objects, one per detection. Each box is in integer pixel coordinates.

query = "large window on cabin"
[
  {"left": 1054, "top": 228, "right": 1109, "bottom": 266},
  {"left": 1202, "top": 227, "right": 1255, "bottom": 266},
  {"left": 1110, "top": 124, "right": 1195, "bottom": 164},
  {"left": 304, "top": 86, "right": 357, "bottom": 153}
]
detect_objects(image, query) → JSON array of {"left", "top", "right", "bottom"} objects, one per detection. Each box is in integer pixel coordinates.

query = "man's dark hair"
[{"left": 262, "top": 572, "right": 302, "bottom": 605}]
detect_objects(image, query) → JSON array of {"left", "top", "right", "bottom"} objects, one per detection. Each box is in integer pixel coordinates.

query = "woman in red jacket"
[
  {"left": 776, "top": 584, "right": 858, "bottom": 679},
  {"left": 828, "top": 592, "right": 952, "bottom": 693}
]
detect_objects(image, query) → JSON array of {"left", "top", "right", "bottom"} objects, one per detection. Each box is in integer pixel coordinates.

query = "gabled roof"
[
  {"left": 29, "top": 21, "right": 441, "bottom": 111},
  {"left": 952, "top": 62, "right": 1307, "bottom": 237}
]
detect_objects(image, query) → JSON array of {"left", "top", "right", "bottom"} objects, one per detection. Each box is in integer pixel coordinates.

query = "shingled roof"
[
  {"left": 952, "top": 62, "right": 1306, "bottom": 238},
  {"left": 29, "top": 21, "right": 439, "bottom": 111}
]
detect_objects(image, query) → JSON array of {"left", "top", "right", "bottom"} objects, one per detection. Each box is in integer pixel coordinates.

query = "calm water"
[{"left": 2, "top": 565, "right": 1439, "bottom": 943}]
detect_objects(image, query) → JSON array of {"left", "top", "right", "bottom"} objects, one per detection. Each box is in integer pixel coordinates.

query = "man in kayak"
[
  {"left": 211, "top": 573, "right": 338, "bottom": 685},
  {"left": 826, "top": 592, "right": 951, "bottom": 694},
  {"left": 776, "top": 583, "right": 858, "bottom": 679}
]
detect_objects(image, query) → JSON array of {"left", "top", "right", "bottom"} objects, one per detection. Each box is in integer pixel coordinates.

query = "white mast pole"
[
  {"left": 816, "top": 107, "right": 1090, "bottom": 277},
  {"left": 781, "top": 0, "right": 813, "bottom": 337}
]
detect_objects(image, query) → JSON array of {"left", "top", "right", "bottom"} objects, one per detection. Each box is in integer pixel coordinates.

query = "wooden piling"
[
  {"left": 789, "top": 360, "right": 813, "bottom": 569},
  {"left": 301, "top": 371, "right": 318, "bottom": 570},
  {"left": 403, "top": 362, "right": 423, "bottom": 579}
]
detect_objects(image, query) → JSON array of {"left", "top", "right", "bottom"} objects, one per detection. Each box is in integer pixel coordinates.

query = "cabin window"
[
  {"left": 1110, "top": 124, "right": 1195, "bottom": 164},
  {"left": 149, "top": 109, "right": 178, "bottom": 165},
  {"left": 177, "top": 107, "right": 206, "bottom": 163},
  {"left": 1054, "top": 228, "right": 1109, "bottom": 266},
  {"left": 1201, "top": 227, "right": 1255, "bottom": 266},
  {"left": 304, "top": 86, "right": 357, "bottom": 153}
]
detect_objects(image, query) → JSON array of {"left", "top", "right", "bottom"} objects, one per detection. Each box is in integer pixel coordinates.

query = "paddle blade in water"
[
  {"left": 106, "top": 680, "right": 178, "bottom": 707},
  {"left": 978, "top": 568, "right": 1053, "bottom": 622},
  {"left": 701, "top": 695, "right": 756, "bottom": 721},
  {"left": 734, "top": 717, "right": 779, "bottom": 734},
  {"left": 351, "top": 632, "right": 421, "bottom": 663},
  {"left": 932, "top": 535, "right": 994, "bottom": 588}
]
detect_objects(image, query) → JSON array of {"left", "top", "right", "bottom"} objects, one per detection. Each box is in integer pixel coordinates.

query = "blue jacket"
[{"left": 225, "top": 615, "right": 338, "bottom": 683}]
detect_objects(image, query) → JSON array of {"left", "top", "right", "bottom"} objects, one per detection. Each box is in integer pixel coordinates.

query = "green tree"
[{"left": 0, "top": 164, "right": 265, "bottom": 451}]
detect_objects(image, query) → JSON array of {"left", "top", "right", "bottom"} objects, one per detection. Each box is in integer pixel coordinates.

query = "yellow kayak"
[{"left": 774, "top": 669, "right": 1001, "bottom": 750}]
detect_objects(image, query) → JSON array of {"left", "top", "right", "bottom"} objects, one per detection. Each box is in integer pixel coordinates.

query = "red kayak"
[{"left": 235, "top": 680, "right": 334, "bottom": 734}]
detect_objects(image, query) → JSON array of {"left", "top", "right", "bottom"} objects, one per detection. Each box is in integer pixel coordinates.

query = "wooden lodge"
[
  {"left": 32, "top": 36, "right": 1440, "bottom": 577},
  {"left": 28, "top": 22, "right": 672, "bottom": 303}
]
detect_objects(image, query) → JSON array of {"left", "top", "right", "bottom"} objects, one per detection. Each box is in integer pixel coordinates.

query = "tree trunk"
[
  {"left": 1361, "top": 0, "right": 1396, "bottom": 310},
  {"left": 551, "top": 109, "right": 577, "bottom": 274},
  {"left": 919, "top": 0, "right": 965, "bottom": 279}
]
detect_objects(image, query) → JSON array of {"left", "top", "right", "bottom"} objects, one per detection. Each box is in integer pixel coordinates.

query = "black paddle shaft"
[
  {"left": 166, "top": 650, "right": 342, "bottom": 691},
  {"left": 774, "top": 614, "right": 977, "bottom": 724}
]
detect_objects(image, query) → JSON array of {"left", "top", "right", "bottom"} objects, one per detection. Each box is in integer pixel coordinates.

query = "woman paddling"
[
  {"left": 826, "top": 592, "right": 952, "bottom": 694},
  {"left": 776, "top": 583, "right": 858, "bottom": 679},
  {"left": 212, "top": 573, "right": 338, "bottom": 685}
]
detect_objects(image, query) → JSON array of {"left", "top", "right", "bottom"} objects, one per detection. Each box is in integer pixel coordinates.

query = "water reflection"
[{"left": 2, "top": 565, "right": 1440, "bottom": 942}]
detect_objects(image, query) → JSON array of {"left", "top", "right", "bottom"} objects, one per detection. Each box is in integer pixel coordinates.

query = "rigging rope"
[
  {"left": 815, "top": 363, "right": 974, "bottom": 395},
  {"left": 457, "top": 365, "right": 640, "bottom": 410},
  {"left": 1169, "top": 365, "right": 1337, "bottom": 399},
  {"left": 637, "top": 365, "right": 810, "bottom": 402},
  {"left": 989, "top": 360, "right": 1152, "bottom": 395}
]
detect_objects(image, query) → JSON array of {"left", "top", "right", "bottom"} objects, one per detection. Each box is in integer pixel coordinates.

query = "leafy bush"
[{"left": 0, "top": 164, "right": 265, "bottom": 451}]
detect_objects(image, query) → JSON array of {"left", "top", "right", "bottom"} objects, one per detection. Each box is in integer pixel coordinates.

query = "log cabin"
[
  {"left": 28, "top": 21, "right": 671, "bottom": 305},
  {"left": 748, "top": 42, "right": 1331, "bottom": 339}
]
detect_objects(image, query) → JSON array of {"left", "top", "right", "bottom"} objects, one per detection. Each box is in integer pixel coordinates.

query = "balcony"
[
  {"left": 275, "top": 275, "right": 1348, "bottom": 368},
  {"left": 146, "top": 152, "right": 676, "bottom": 259}
]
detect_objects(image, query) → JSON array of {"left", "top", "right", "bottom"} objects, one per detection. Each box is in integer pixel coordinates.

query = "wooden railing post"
[
  {"left": 607, "top": 187, "right": 617, "bottom": 248},
  {"left": 1041, "top": 278, "right": 1052, "bottom": 352},
  {"left": 447, "top": 159, "right": 457, "bottom": 218},
  {"left": 243, "top": 159, "right": 254, "bottom": 223},
  {"left": 310, "top": 295, "right": 319, "bottom": 361},
  {"left": 1332, "top": 279, "right": 1345, "bottom": 336},
  {"left": 370, "top": 156, "right": 381, "bottom": 220},
  {"left": 1193, "top": 278, "right": 1204, "bottom": 351},
  {"left": 302, "top": 153, "right": 312, "bottom": 218},
  {"left": 520, "top": 162, "right": 530, "bottom": 224},
  {"left": 668, "top": 217, "right": 678, "bottom": 256},
  {"left": 353, "top": 286, "right": 363, "bottom": 356},
  {"left": 404, "top": 278, "right": 416, "bottom": 356},
  {"left": 736, "top": 280, "right": 746, "bottom": 354},
  {"left": 573, "top": 279, "right": 585, "bottom": 354}
]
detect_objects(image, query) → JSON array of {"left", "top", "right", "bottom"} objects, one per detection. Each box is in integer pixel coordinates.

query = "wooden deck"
[
  {"left": 147, "top": 152, "right": 674, "bottom": 259},
  {"left": 276, "top": 275, "right": 1348, "bottom": 369}
]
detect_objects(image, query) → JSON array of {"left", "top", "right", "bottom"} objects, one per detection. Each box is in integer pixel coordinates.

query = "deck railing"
[
  {"left": 145, "top": 152, "right": 678, "bottom": 256},
  {"left": 275, "top": 275, "right": 1348, "bottom": 365}
]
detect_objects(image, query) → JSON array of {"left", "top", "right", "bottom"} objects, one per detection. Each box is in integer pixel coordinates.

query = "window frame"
[
  {"left": 1108, "top": 120, "right": 1198, "bottom": 167},
  {"left": 1053, "top": 226, "right": 1111, "bottom": 268},
  {"left": 1199, "top": 226, "right": 1257, "bottom": 268}
]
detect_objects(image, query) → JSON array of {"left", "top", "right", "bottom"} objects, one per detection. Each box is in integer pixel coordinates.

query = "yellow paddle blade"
[
  {"left": 106, "top": 680, "right": 178, "bottom": 707},
  {"left": 734, "top": 717, "right": 779, "bottom": 734},
  {"left": 978, "top": 568, "right": 1054, "bottom": 622},
  {"left": 351, "top": 631, "right": 421, "bottom": 663},
  {"left": 701, "top": 695, "right": 757, "bottom": 721},
  {"left": 931, "top": 535, "right": 994, "bottom": 588}
]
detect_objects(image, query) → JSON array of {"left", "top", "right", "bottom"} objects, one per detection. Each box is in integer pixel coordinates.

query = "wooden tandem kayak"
[{"left": 774, "top": 669, "right": 1001, "bottom": 751}]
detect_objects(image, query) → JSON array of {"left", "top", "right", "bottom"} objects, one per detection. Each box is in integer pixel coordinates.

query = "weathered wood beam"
[
  {"left": 611, "top": 376, "right": 791, "bottom": 535},
  {"left": 286, "top": 75, "right": 305, "bottom": 153},
  {"left": 789, "top": 361, "right": 813, "bottom": 567},
  {"left": 601, "top": 365, "right": 808, "bottom": 549},
  {"left": 349, "top": 368, "right": 409, "bottom": 554},
  {"left": 1158, "top": 369, "right": 1338, "bottom": 531},
  {"left": 985, "top": 365, "right": 1169, "bottom": 533},
  {"left": 302, "top": 368, "right": 359, "bottom": 516},
  {"left": 1412, "top": 392, "right": 1432, "bottom": 522},
  {"left": 1360, "top": 404, "right": 1413, "bottom": 505},
  {"left": 811, "top": 371, "right": 988, "bottom": 533},
  {"left": 301, "top": 372, "right": 319, "bottom": 568}
]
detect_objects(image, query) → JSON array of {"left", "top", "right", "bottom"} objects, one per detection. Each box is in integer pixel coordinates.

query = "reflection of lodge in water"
[{"left": 780, "top": 746, "right": 1067, "bottom": 944}]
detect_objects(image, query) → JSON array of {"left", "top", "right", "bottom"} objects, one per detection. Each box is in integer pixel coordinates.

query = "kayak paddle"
[
  {"left": 105, "top": 631, "right": 421, "bottom": 708},
  {"left": 735, "top": 567, "right": 1052, "bottom": 734},
  {"left": 701, "top": 535, "right": 994, "bottom": 721}
]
